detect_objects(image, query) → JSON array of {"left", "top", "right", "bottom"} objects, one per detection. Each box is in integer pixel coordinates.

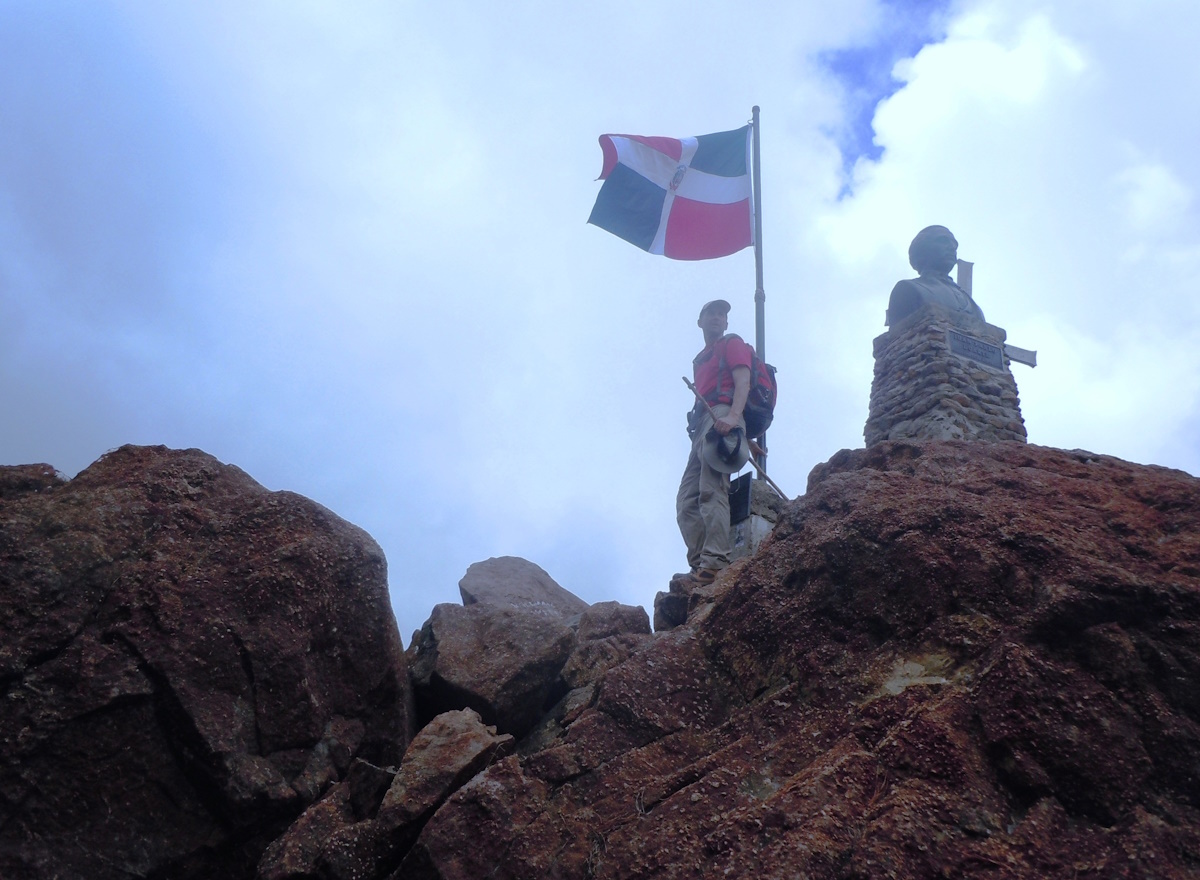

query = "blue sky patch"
[{"left": 820, "top": 0, "right": 952, "bottom": 189}]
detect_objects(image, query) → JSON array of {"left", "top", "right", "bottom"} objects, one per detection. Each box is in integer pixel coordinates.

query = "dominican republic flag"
[{"left": 588, "top": 125, "right": 753, "bottom": 261}]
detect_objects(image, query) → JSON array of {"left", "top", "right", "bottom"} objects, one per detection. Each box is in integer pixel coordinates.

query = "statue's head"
[{"left": 908, "top": 225, "right": 958, "bottom": 275}]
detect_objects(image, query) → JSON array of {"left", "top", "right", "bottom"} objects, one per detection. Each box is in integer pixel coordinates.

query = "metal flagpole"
[{"left": 751, "top": 106, "right": 767, "bottom": 473}]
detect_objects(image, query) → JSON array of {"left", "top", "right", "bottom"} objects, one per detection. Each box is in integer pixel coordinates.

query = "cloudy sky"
[{"left": 3, "top": 0, "right": 1198, "bottom": 641}]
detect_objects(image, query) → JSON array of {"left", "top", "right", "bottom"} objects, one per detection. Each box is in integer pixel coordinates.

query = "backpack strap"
[{"left": 708, "top": 334, "right": 746, "bottom": 406}]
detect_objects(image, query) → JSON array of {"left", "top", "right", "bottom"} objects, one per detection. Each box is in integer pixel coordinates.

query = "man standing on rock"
[{"left": 673, "top": 299, "right": 752, "bottom": 589}]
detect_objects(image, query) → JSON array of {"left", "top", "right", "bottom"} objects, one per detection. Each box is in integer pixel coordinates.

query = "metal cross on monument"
[{"left": 956, "top": 259, "right": 1037, "bottom": 368}]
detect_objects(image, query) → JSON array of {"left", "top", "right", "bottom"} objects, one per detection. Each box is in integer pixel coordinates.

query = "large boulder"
[
  {"left": 404, "top": 557, "right": 592, "bottom": 741},
  {"left": 407, "top": 603, "right": 575, "bottom": 737},
  {"left": 457, "top": 555, "right": 587, "bottom": 620},
  {"left": 0, "top": 445, "right": 412, "bottom": 880}
]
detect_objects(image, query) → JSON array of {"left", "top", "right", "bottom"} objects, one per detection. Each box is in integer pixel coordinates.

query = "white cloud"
[
  {"left": 809, "top": 2, "right": 1200, "bottom": 476},
  {"left": 1114, "top": 158, "right": 1193, "bottom": 236},
  {"left": 3, "top": 1, "right": 1200, "bottom": 641}
]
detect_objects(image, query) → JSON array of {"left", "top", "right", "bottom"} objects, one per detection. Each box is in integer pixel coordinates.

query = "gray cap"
[{"left": 698, "top": 299, "right": 731, "bottom": 319}]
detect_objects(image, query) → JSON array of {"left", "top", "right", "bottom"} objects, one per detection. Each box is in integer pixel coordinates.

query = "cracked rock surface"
[
  {"left": 6, "top": 440, "right": 1200, "bottom": 879},
  {"left": 403, "top": 441, "right": 1200, "bottom": 879},
  {"left": 0, "top": 445, "right": 412, "bottom": 880}
]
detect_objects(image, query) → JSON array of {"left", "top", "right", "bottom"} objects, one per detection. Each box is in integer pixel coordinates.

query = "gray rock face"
[
  {"left": 407, "top": 603, "right": 576, "bottom": 737},
  {"left": 458, "top": 555, "right": 587, "bottom": 620}
]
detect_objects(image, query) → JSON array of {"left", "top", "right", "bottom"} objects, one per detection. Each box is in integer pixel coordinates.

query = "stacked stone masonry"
[{"left": 865, "top": 303, "right": 1027, "bottom": 445}]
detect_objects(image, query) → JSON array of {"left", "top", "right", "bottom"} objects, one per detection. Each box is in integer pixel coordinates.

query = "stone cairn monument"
[{"left": 865, "top": 226, "right": 1033, "bottom": 445}]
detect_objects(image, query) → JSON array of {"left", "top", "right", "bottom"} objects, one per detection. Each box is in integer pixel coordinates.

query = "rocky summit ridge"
[{"left": 2, "top": 441, "right": 1200, "bottom": 879}]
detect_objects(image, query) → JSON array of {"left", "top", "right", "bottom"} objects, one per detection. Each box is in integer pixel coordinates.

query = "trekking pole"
[{"left": 682, "top": 377, "right": 790, "bottom": 502}]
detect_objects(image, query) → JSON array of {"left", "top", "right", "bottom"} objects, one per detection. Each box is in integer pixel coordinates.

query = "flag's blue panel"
[
  {"left": 690, "top": 126, "right": 749, "bottom": 178},
  {"left": 587, "top": 163, "right": 667, "bottom": 252}
]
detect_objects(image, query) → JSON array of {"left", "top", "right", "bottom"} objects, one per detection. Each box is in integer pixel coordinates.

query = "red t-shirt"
[{"left": 693, "top": 334, "right": 754, "bottom": 404}]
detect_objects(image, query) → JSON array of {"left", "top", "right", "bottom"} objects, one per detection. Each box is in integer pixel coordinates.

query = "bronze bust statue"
[{"left": 886, "top": 226, "right": 985, "bottom": 327}]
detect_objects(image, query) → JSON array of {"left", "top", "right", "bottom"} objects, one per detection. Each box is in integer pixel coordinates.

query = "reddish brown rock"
[
  {"left": 561, "top": 601, "right": 652, "bottom": 691},
  {"left": 11, "top": 440, "right": 1200, "bottom": 879},
  {"left": 654, "top": 567, "right": 730, "bottom": 632},
  {"left": 652, "top": 586, "right": 689, "bottom": 631},
  {"left": 258, "top": 784, "right": 355, "bottom": 880},
  {"left": 0, "top": 463, "right": 63, "bottom": 499},
  {"left": 560, "top": 633, "right": 651, "bottom": 690},
  {"left": 345, "top": 758, "right": 398, "bottom": 821},
  {"left": 258, "top": 784, "right": 377, "bottom": 880},
  {"left": 401, "top": 442, "right": 1200, "bottom": 879},
  {"left": 380, "top": 708, "right": 514, "bottom": 825},
  {"left": 577, "top": 600, "right": 651, "bottom": 640},
  {"left": 395, "top": 756, "right": 559, "bottom": 879},
  {"left": 260, "top": 709, "right": 511, "bottom": 879},
  {"left": 407, "top": 603, "right": 575, "bottom": 737},
  {"left": 0, "top": 445, "right": 412, "bottom": 880},
  {"left": 291, "top": 717, "right": 367, "bottom": 804},
  {"left": 458, "top": 555, "right": 587, "bottom": 620}
]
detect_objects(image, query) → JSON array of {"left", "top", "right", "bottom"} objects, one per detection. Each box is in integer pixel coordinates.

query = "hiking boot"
[
  {"left": 670, "top": 568, "right": 698, "bottom": 586},
  {"left": 676, "top": 568, "right": 719, "bottom": 589}
]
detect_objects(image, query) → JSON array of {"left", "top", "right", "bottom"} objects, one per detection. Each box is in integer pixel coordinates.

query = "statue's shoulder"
[
  {"left": 890, "top": 276, "right": 930, "bottom": 297},
  {"left": 887, "top": 277, "right": 926, "bottom": 325}
]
